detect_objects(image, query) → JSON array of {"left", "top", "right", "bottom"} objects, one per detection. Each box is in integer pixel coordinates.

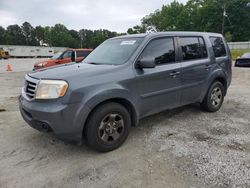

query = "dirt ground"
[{"left": 0, "top": 59, "right": 249, "bottom": 188}]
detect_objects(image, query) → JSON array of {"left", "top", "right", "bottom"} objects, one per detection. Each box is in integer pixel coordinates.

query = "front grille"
[
  {"left": 24, "top": 75, "right": 38, "bottom": 99},
  {"left": 26, "top": 81, "right": 37, "bottom": 99}
]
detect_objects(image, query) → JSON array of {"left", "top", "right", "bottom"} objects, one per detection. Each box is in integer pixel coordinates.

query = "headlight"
[{"left": 35, "top": 80, "right": 68, "bottom": 99}]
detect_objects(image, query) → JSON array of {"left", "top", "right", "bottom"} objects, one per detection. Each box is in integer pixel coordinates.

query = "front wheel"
[
  {"left": 84, "top": 102, "right": 131, "bottom": 152},
  {"left": 201, "top": 81, "right": 225, "bottom": 112}
]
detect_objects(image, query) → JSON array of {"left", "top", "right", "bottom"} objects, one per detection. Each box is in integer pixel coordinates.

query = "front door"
[
  {"left": 135, "top": 37, "right": 181, "bottom": 118},
  {"left": 59, "top": 50, "right": 73, "bottom": 64}
]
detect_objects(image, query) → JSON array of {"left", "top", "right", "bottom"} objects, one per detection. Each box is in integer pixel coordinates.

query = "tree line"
[
  {"left": 127, "top": 0, "right": 250, "bottom": 42},
  {"left": 0, "top": 22, "right": 122, "bottom": 48},
  {"left": 0, "top": 0, "right": 249, "bottom": 48}
]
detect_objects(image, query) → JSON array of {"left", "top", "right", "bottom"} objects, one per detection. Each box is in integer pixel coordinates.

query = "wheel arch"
[
  {"left": 214, "top": 77, "right": 227, "bottom": 94},
  {"left": 201, "top": 71, "right": 228, "bottom": 103},
  {"left": 82, "top": 97, "right": 139, "bottom": 139},
  {"left": 86, "top": 97, "right": 138, "bottom": 127},
  {"left": 207, "top": 70, "right": 228, "bottom": 95}
]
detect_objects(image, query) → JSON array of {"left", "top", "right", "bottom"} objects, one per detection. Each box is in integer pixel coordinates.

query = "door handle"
[{"left": 170, "top": 71, "right": 180, "bottom": 77}]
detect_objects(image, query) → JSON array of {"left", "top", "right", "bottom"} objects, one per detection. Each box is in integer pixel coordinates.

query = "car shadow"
[{"left": 21, "top": 103, "right": 203, "bottom": 157}]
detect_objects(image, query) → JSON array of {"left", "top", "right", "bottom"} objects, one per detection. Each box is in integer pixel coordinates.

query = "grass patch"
[{"left": 231, "top": 49, "right": 250, "bottom": 60}]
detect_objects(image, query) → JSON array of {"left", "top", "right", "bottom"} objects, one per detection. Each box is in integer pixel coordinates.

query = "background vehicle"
[
  {"left": 0, "top": 48, "right": 10, "bottom": 59},
  {"left": 19, "top": 32, "right": 232, "bottom": 152},
  {"left": 33, "top": 48, "right": 93, "bottom": 70},
  {"left": 235, "top": 53, "right": 250, "bottom": 67}
]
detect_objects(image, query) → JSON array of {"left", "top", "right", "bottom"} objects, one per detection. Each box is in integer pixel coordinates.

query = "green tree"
[
  {"left": 50, "top": 24, "right": 77, "bottom": 47},
  {"left": 0, "top": 26, "right": 7, "bottom": 44},
  {"left": 225, "top": 0, "right": 250, "bottom": 41},
  {"left": 6, "top": 24, "right": 25, "bottom": 45},
  {"left": 127, "top": 25, "right": 146, "bottom": 34},
  {"left": 43, "top": 26, "right": 52, "bottom": 46},
  {"left": 35, "top": 26, "right": 45, "bottom": 45},
  {"left": 69, "top": 29, "right": 80, "bottom": 48},
  {"left": 21, "top": 22, "right": 38, "bottom": 45},
  {"left": 132, "top": 0, "right": 250, "bottom": 41},
  {"left": 1, "top": 23, "right": 119, "bottom": 47}
]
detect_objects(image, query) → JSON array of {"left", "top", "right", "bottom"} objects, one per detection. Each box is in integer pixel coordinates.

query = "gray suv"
[{"left": 19, "top": 32, "right": 232, "bottom": 152}]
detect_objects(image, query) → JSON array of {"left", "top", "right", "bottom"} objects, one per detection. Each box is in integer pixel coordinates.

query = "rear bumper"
[
  {"left": 235, "top": 59, "right": 250, "bottom": 67},
  {"left": 19, "top": 95, "right": 90, "bottom": 144}
]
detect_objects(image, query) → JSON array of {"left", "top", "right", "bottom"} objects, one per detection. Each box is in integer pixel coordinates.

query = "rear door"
[
  {"left": 209, "top": 36, "right": 232, "bottom": 85},
  {"left": 178, "top": 36, "right": 211, "bottom": 105},
  {"left": 135, "top": 37, "right": 181, "bottom": 117}
]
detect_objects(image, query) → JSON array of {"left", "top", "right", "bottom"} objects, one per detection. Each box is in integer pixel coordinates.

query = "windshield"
[
  {"left": 242, "top": 53, "right": 250, "bottom": 58},
  {"left": 83, "top": 37, "right": 143, "bottom": 65},
  {"left": 51, "top": 52, "right": 63, "bottom": 60}
]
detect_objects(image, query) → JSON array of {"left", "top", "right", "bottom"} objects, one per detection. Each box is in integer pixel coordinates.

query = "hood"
[
  {"left": 29, "top": 62, "right": 118, "bottom": 80},
  {"left": 34, "top": 59, "right": 57, "bottom": 66}
]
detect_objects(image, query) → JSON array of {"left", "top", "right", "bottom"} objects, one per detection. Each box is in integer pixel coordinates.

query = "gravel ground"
[{"left": 0, "top": 59, "right": 249, "bottom": 188}]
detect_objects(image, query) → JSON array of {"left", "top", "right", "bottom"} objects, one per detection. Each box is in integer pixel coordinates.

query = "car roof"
[
  {"left": 113, "top": 31, "right": 223, "bottom": 39},
  {"left": 67, "top": 48, "right": 93, "bottom": 51}
]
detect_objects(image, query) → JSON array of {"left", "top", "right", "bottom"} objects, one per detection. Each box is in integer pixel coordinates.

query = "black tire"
[
  {"left": 201, "top": 81, "right": 225, "bottom": 112},
  {"left": 84, "top": 102, "right": 131, "bottom": 152}
]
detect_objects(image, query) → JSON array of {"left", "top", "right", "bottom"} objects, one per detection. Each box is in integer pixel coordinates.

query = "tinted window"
[
  {"left": 199, "top": 37, "right": 208, "bottom": 58},
  {"left": 180, "top": 37, "right": 207, "bottom": 61},
  {"left": 76, "top": 51, "right": 91, "bottom": 58},
  {"left": 62, "top": 51, "right": 72, "bottom": 59},
  {"left": 140, "top": 38, "right": 175, "bottom": 65},
  {"left": 209, "top": 37, "right": 227, "bottom": 57}
]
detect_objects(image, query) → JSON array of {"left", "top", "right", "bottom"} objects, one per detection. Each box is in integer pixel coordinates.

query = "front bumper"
[{"left": 19, "top": 95, "right": 90, "bottom": 144}]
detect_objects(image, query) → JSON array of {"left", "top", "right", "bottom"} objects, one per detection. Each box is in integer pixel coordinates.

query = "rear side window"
[
  {"left": 179, "top": 37, "right": 207, "bottom": 61},
  {"left": 62, "top": 51, "right": 72, "bottom": 58},
  {"left": 76, "top": 51, "right": 91, "bottom": 58},
  {"left": 140, "top": 37, "right": 175, "bottom": 65},
  {"left": 199, "top": 37, "right": 208, "bottom": 58},
  {"left": 209, "top": 37, "right": 227, "bottom": 57}
]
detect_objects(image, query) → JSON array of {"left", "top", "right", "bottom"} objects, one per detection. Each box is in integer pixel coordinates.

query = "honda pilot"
[{"left": 19, "top": 32, "right": 232, "bottom": 152}]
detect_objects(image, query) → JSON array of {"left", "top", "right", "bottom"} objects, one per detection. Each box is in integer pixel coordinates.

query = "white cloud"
[
  {"left": 0, "top": 10, "right": 18, "bottom": 27},
  {"left": 0, "top": 0, "right": 188, "bottom": 32}
]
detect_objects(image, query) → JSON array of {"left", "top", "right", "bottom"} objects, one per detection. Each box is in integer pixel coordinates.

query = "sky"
[{"left": 0, "top": 0, "right": 187, "bottom": 32}]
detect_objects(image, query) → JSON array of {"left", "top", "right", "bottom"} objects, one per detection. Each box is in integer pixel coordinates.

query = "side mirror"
[
  {"left": 71, "top": 52, "right": 76, "bottom": 62},
  {"left": 137, "top": 58, "right": 156, "bottom": 69}
]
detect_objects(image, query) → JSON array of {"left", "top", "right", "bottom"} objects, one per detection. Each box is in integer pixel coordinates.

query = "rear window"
[
  {"left": 242, "top": 53, "right": 250, "bottom": 58},
  {"left": 179, "top": 37, "right": 207, "bottom": 61},
  {"left": 76, "top": 51, "right": 91, "bottom": 58},
  {"left": 209, "top": 37, "right": 227, "bottom": 57}
]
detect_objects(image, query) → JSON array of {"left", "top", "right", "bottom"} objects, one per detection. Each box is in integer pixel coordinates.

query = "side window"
[
  {"left": 209, "top": 37, "right": 226, "bottom": 57},
  {"left": 62, "top": 51, "right": 72, "bottom": 59},
  {"left": 140, "top": 37, "right": 175, "bottom": 65},
  {"left": 76, "top": 51, "right": 91, "bottom": 58},
  {"left": 199, "top": 37, "right": 208, "bottom": 58},
  {"left": 180, "top": 37, "right": 207, "bottom": 61}
]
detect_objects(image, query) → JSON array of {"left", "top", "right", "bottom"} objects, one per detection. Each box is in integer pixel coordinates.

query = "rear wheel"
[
  {"left": 201, "top": 81, "right": 225, "bottom": 112},
  {"left": 84, "top": 102, "right": 131, "bottom": 152}
]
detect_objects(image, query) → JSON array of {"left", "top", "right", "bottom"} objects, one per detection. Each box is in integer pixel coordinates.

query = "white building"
[{"left": 0, "top": 45, "right": 67, "bottom": 58}]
